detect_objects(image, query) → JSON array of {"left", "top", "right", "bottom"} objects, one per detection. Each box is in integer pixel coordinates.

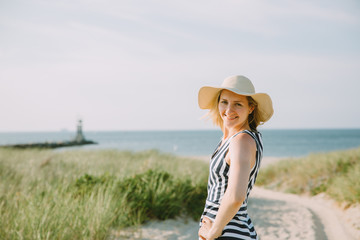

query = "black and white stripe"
[{"left": 200, "top": 130, "right": 263, "bottom": 240}]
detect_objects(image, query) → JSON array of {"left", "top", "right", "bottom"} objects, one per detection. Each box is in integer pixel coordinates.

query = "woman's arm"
[{"left": 199, "top": 133, "right": 256, "bottom": 240}]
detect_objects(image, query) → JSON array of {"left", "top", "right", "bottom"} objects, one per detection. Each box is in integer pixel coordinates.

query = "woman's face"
[{"left": 218, "top": 90, "right": 253, "bottom": 131}]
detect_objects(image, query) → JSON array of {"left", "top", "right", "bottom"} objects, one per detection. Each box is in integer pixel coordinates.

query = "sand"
[
  {"left": 249, "top": 187, "right": 358, "bottom": 240},
  {"left": 112, "top": 157, "right": 360, "bottom": 240}
]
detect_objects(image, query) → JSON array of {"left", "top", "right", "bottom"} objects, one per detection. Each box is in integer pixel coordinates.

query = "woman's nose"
[{"left": 226, "top": 105, "right": 234, "bottom": 113}]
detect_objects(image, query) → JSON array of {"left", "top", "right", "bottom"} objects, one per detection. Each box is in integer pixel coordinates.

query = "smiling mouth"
[{"left": 224, "top": 114, "right": 238, "bottom": 120}]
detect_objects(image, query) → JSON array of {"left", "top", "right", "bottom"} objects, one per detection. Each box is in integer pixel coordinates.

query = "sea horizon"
[{"left": 1, "top": 128, "right": 360, "bottom": 158}]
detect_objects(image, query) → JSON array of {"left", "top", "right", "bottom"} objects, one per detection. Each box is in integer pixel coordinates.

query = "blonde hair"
[
  {"left": 246, "top": 96, "right": 262, "bottom": 132},
  {"left": 206, "top": 91, "right": 262, "bottom": 132},
  {"left": 207, "top": 91, "right": 223, "bottom": 129}
]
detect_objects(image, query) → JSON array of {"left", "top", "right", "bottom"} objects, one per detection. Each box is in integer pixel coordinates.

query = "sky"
[{"left": 1, "top": 0, "right": 360, "bottom": 131}]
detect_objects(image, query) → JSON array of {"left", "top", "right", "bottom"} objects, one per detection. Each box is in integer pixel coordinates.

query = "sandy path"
[
  {"left": 112, "top": 157, "right": 358, "bottom": 240},
  {"left": 113, "top": 186, "right": 357, "bottom": 240},
  {"left": 250, "top": 187, "right": 356, "bottom": 240}
]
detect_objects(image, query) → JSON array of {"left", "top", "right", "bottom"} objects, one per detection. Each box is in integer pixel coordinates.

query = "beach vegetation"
[
  {"left": 0, "top": 148, "right": 209, "bottom": 240},
  {"left": 257, "top": 147, "right": 360, "bottom": 205}
]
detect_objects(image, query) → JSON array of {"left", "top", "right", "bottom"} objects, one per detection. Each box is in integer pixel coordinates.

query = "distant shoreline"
[{"left": 1, "top": 129, "right": 359, "bottom": 157}]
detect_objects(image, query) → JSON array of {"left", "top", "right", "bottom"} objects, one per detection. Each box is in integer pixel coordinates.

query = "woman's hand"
[{"left": 198, "top": 217, "right": 215, "bottom": 240}]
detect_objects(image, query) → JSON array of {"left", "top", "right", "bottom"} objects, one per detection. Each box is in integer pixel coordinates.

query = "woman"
[{"left": 198, "top": 75, "right": 273, "bottom": 240}]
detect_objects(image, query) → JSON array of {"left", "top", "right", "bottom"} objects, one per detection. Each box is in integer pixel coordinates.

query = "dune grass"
[
  {"left": 257, "top": 147, "right": 360, "bottom": 205},
  {"left": 0, "top": 148, "right": 209, "bottom": 240}
]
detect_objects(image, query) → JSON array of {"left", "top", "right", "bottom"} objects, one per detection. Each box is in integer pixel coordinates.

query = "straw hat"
[{"left": 198, "top": 75, "right": 274, "bottom": 122}]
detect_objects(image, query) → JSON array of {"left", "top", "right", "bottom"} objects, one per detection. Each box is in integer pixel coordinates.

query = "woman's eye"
[
  {"left": 220, "top": 100, "right": 228, "bottom": 104},
  {"left": 236, "top": 103, "right": 242, "bottom": 106}
]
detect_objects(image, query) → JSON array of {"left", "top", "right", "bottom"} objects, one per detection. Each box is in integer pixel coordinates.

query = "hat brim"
[{"left": 198, "top": 86, "right": 274, "bottom": 122}]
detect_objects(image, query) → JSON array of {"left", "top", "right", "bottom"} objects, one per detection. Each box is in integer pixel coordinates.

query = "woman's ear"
[{"left": 249, "top": 106, "right": 255, "bottom": 114}]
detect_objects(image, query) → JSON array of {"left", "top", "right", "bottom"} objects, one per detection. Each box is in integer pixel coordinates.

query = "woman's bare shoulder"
[
  {"left": 227, "top": 132, "right": 256, "bottom": 166},
  {"left": 230, "top": 132, "right": 256, "bottom": 148}
]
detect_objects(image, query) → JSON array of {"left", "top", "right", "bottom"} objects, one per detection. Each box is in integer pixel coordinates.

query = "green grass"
[
  {"left": 0, "top": 148, "right": 209, "bottom": 240},
  {"left": 257, "top": 147, "right": 360, "bottom": 204}
]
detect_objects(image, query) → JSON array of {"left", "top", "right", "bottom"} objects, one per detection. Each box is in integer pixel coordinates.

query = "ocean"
[{"left": 0, "top": 129, "right": 360, "bottom": 158}]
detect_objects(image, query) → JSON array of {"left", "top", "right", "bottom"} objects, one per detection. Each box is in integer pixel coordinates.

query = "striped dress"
[{"left": 199, "top": 130, "right": 263, "bottom": 240}]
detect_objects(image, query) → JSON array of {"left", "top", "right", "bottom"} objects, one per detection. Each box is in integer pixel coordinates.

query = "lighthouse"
[
  {"left": 0, "top": 119, "right": 96, "bottom": 149},
  {"left": 74, "top": 119, "right": 86, "bottom": 143}
]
